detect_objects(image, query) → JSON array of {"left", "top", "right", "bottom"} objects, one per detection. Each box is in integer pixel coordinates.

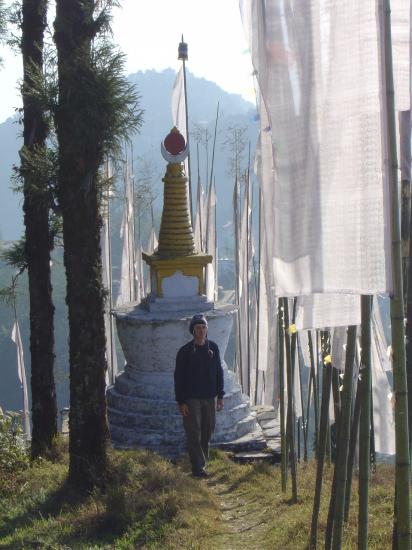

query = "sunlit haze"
[{"left": 0, "top": 0, "right": 255, "bottom": 123}]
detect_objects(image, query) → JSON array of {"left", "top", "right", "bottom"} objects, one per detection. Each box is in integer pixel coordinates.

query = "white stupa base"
[{"left": 107, "top": 302, "right": 257, "bottom": 458}]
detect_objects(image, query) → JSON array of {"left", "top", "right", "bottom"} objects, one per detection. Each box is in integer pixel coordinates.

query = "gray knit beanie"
[{"left": 189, "top": 314, "right": 208, "bottom": 334}]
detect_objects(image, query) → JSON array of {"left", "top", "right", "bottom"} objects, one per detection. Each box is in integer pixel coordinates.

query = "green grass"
[
  {"left": 206, "top": 453, "right": 395, "bottom": 549},
  {"left": 0, "top": 445, "right": 396, "bottom": 549},
  {"left": 0, "top": 443, "right": 220, "bottom": 549}
]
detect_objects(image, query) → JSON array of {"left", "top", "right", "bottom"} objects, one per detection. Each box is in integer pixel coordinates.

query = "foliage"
[
  {"left": 222, "top": 124, "right": 248, "bottom": 178},
  {"left": 0, "top": 238, "right": 27, "bottom": 273},
  {"left": 91, "top": 42, "right": 143, "bottom": 158},
  {"left": 0, "top": 408, "right": 29, "bottom": 474},
  {"left": 0, "top": 0, "right": 9, "bottom": 66}
]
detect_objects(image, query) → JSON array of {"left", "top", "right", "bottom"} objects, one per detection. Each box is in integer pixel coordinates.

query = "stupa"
[{"left": 107, "top": 128, "right": 257, "bottom": 458}]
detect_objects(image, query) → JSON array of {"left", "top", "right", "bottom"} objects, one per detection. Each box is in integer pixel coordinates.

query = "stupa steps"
[
  {"left": 107, "top": 388, "right": 248, "bottom": 414},
  {"left": 107, "top": 401, "right": 251, "bottom": 431},
  {"left": 115, "top": 365, "right": 238, "bottom": 389},
  {"left": 113, "top": 374, "right": 247, "bottom": 409},
  {"left": 109, "top": 413, "right": 258, "bottom": 452}
]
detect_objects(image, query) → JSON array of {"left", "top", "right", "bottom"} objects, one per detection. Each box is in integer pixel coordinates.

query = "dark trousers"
[{"left": 183, "top": 398, "right": 216, "bottom": 473}]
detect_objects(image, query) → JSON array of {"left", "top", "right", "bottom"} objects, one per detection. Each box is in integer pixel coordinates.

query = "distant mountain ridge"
[{"left": 0, "top": 68, "right": 258, "bottom": 242}]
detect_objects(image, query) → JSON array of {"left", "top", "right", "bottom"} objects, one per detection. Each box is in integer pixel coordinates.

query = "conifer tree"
[
  {"left": 54, "top": 0, "right": 140, "bottom": 489},
  {"left": 21, "top": 0, "right": 58, "bottom": 458}
]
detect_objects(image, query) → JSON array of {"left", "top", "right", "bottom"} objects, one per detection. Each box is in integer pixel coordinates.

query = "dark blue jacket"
[{"left": 174, "top": 339, "right": 225, "bottom": 405}]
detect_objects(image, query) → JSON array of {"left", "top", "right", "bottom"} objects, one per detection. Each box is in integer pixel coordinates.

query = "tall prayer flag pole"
[
  {"left": 178, "top": 35, "right": 194, "bottom": 225},
  {"left": 383, "top": 1, "right": 411, "bottom": 548}
]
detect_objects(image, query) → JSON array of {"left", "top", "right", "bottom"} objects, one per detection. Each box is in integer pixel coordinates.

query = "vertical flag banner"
[
  {"left": 171, "top": 66, "right": 187, "bottom": 138},
  {"left": 101, "top": 190, "right": 118, "bottom": 385},
  {"left": 11, "top": 320, "right": 30, "bottom": 439},
  {"left": 194, "top": 179, "right": 205, "bottom": 252},
  {"left": 205, "top": 181, "right": 218, "bottom": 302},
  {"left": 171, "top": 67, "right": 190, "bottom": 186},
  {"left": 295, "top": 294, "right": 361, "bottom": 331},
  {"left": 240, "top": 0, "right": 409, "bottom": 296},
  {"left": 117, "top": 162, "right": 136, "bottom": 306}
]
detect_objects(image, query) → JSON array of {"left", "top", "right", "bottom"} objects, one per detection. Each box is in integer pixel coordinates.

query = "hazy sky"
[{"left": 0, "top": 0, "right": 255, "bottom": 123}]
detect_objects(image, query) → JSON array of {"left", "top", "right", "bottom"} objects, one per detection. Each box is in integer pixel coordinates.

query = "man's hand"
[
  {"left": 216, "top": 398, "right": 224, "bottom": 412},
  {"left": 178, "top": 403, "right": 189, "bottom": 417}
]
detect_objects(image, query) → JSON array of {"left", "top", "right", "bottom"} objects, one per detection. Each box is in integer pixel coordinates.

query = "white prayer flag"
[
  {"left": 295, "top": 294, "right": 361, "bottom": 331},
  {"left": 145, "top": 225, "right": 158, "bottom": 295},
  {"left": 194, "top": 180, "right": 205, "bottom": 252},
  {"left": 101, "top": 166, "right": 118, "bottom": 385},
  {"left": 147, "top": 226, "right": 158, "bottom": 254},
  {"left": 205, "top": 182, "right": 218, "bottom": 302},
  {"left": 171, "top": 67, "right": 190, "bottom": 206},
  {"left": 254, "top": 90, "right": 279, "bottom": 406},
  {"left": 238, "top": 184, "right": 250, "bottom": 394},
  {"left": 117, "top": 164, "right": 136, "bottom": 306},
  {"left": 240, "top": 0, "right": 409, "bottom": 297},
  {"left": 372, "top": 303, "right": 395, "bottom": 455},
  {"left": 134, "top": 241, "right": 145, "bottom": 302},
  {"left": 171, "top": 67, "right": 187, "bottom": 138},
  {"left": 11, "top": 320, "right": 30, "bottom": 439},
  {"left": 331, "top": 326, "right": 349, "bottom": 372}
]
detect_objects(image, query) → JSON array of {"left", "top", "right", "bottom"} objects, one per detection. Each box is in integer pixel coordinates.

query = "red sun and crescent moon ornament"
[{"left": 161, "top": 127, "right": 189, "bottom": 163}]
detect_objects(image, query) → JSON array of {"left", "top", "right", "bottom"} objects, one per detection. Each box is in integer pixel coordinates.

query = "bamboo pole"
[
  {"left": 288, "top": 299, "right": 298, "bottom": 463},
  {"left": 358, "top": 295, "right": 372, "bottom": 550},
  {"left": 278, "top": 302, "right": 287, "bottom": 492},
  {"left": 331, "top": 325, "right": 357, "bottom": 549},
  {"left": 246, "top": 152, "right": 251, "bottom": 397},
  {"left": 325, "top": 463, "right": 337, "bottom": 550},
  {"left": 283, "top": 298, "right": 298, "bottom": 502},
  {"left": 233, "top": 176, "right": 242, "bottom": 387},
  {"left": 297, "top": 335, "right": 308, "bottom": 461},
  {"left": 209, "top": 102, "right": 219, "bottom": 193},
  {"left": 305, "top": 354, "right": 313, "bottom": 462},
  {"left": 404, "top": 128, "right": 412, "bottom": 458},
  {"left": 382, "top": 1, "right": 411, "bottom": 547},
  {"left": 344, "top": 372, "right": 361, "bottom": 523},
  {"left": 309, "top": 330, "right": 333, "bottom": 550},
  {"left": 254, "top": 186, "right": 262, "bottom": 405},
  {"left": 308, "top": 331, "right": 319, "bottom": 456},
  {"left": 399, "top": 110, "right": 411, "bottom": 305},
  {"left": 178, "top": 36, "right": 193, "bottom": 225},
  {"left": 331, "top": 367, "right": 341, "bottom": 437}
]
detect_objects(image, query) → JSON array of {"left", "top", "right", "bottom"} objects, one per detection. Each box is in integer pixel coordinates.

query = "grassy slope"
[
  {"left": 206, "top": 454, "right": 394, "bottom": 549},
  {"left": 0, "top": 447, "right": 395, "bottom": 549}
]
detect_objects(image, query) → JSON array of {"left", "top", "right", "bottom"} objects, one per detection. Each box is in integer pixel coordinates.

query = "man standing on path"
[{"left": 174, "top": 314, "right": 224, "bottom": 478}]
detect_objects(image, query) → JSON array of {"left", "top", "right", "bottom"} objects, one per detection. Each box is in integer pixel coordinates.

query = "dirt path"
[{"left": 206, "top": 478, "right": 270, "bottom": 550}]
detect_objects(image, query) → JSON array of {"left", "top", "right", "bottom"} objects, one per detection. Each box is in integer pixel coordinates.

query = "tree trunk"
[
  {"left": 54, "top": 0, "right": 108, "bottom": 489},
  {"left": 21, "top": 0, "right": 57, "bottom": 459}
]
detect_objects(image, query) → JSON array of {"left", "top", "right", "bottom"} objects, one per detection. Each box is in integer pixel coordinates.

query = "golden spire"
[
  {"left": 142, "top": 128, "right": 212, "bottom": 299},
  {"left": 157, "top": 156, "right": 195, "bottom": 257}
]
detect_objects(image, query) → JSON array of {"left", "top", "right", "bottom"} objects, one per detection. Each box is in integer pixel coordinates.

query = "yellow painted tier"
[
  {"left": 157, "top": 162, "right": 195, "bottom": 257},
  {"left": 142, "top": 253, "right": 213, "bottom": 297}
]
